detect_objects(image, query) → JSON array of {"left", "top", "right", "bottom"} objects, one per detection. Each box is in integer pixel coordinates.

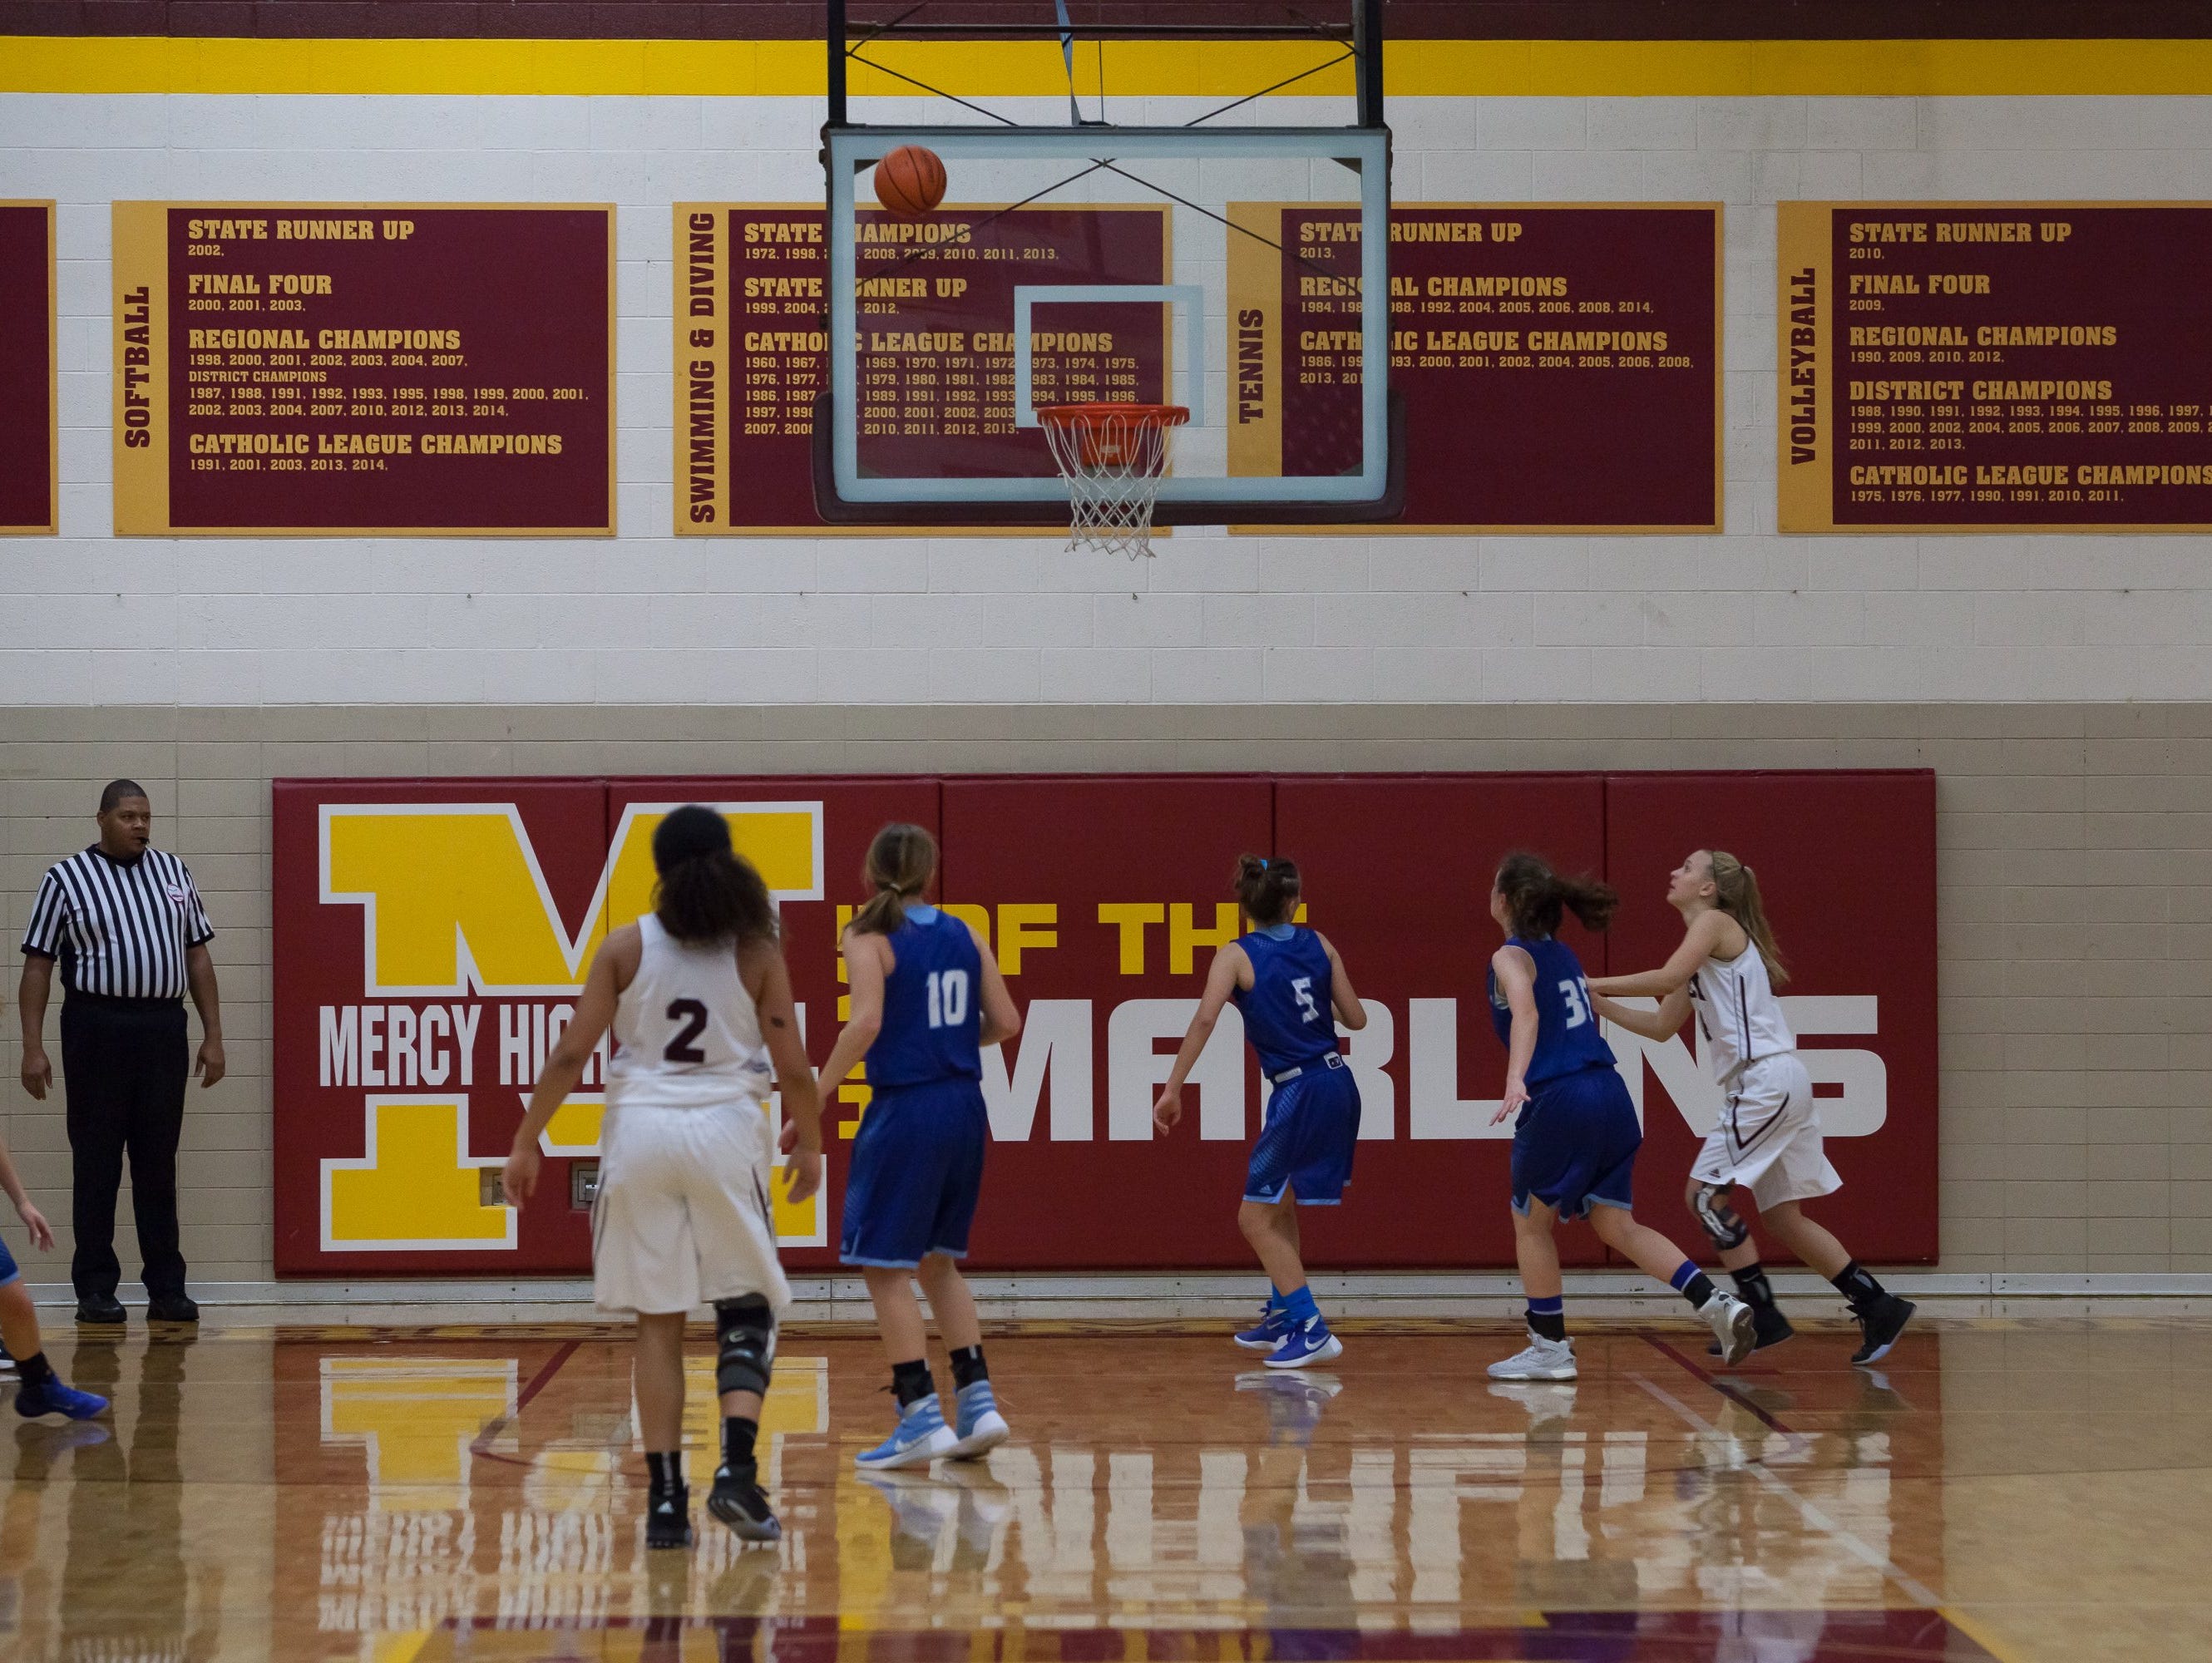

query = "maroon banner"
[
  {"left": 0, "top": 201, "right": 55, "bottom": 534},
  {"left": 271, "top": 772, "right": 1938, "bottom": 1276},
  {"left": 1781, "top": 201, "right": 2212, "bottom": 530},
  {"left": 1229, "top": 203, "right": 1721, "bottom": 530},
  {"left": 112, "top": 203, "right": 613, "bottom": 535},
  {"left": 272, "top": 779, "right": 613, "bottom": 1276},
  {"left": 678, "top": 203, "right": 1167, "bottom": 533}
]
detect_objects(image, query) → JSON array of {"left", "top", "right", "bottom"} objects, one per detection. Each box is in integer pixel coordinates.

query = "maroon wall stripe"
[{"left": 4, "top": 0, "right": 2207, "bottom": 43}]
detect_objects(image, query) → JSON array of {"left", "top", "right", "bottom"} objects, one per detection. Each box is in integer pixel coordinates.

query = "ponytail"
[
  {"left": 1494, "top": 851, "right": 1617, "bottom": 938},
  {"left": 650, "top": 806, "right": 778, "bottom": 947},
  {"left": 1706, "top": 849, "right": 1788, "bottom": 985},
  {"left": 1233, "top": 853, "right": 1301, "bottom": 927},
  {"left": 848, "top": 822, "right": 938, "bottom": 937}
]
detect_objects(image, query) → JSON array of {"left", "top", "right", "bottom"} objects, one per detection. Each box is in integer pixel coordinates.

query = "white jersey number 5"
[{"left": 1291, "top": 975, "right": 1321, "bottom": 1024}]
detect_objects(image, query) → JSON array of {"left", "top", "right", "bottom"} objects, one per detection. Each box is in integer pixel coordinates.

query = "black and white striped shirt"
[{"left": 21, "top": 846, "right": 215, "bottom": 1000}]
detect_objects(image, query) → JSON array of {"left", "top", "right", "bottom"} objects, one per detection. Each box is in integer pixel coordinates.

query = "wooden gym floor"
[{"left": 0, "top": 1317, "right": 2205, "bottom": 1661}]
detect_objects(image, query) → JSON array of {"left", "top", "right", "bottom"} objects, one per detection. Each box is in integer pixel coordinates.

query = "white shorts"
[
  {"left": 591, "top": 1096, "right": 791, "bottom": 1317},
  {"left": 1691, "top": 1054, "right": 1842, "bottom": 1212}
]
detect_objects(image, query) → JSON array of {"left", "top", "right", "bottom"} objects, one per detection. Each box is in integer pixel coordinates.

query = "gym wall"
[{"left": 2, "top": 4, "right": 2209, "bottom": 1291}]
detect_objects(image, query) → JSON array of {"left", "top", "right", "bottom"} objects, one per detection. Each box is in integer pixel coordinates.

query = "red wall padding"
[{"left": 272, "top": 770, "right": 1938, "bottom": 1276}]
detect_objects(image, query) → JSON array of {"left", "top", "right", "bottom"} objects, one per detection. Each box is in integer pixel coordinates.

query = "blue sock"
[
  {"left": 1267, "top": 1284, "right": 1285, "bottom": 1312},
  {"left": 1281, "top": 1285, "right": 1321, "bottom": 1325},
  {"left": 1668, "top": 1260, "right": 1699, "bottom": 1293}
]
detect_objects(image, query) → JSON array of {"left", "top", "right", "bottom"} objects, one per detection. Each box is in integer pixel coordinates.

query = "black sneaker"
[
  {"left": 708, "top": 1463, "right": 783, "bottom": 1543},
  {"left": 1850, "top": 1295, "right": 1916, "bottom": 1365},
  {"left": 1708, "top": 1302, "right": 1795, "bottom": 1357},
  {"left": 645, "top": 1483, "right": 693, "bottom": 1549},
  {"left": 74, "top": 1295, "right": 126, "bottom": 1325},
  {"left": 148, "top": 1294, "right": 200, "bottom": 1324}
]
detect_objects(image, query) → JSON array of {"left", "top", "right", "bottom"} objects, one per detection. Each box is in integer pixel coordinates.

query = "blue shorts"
[
  {"left": 1511, "top": 1065, "right": 1642, "bottom": 1222},
  {"left": 1245, "top": 1057, "right": 1361, "bottom": 1206},
  {"left": 840, "top": 1076, "right": 989, "bottom": 1268},
  {"left": 0, "top": 1231, "right": 15, "bottom": 1287}
]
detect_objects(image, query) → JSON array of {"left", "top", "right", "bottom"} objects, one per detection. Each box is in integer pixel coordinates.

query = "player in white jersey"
[
  {"left": 1587, "top": 850, "right": 1915, "bottom": 1366},
  {"left": 504, "top": 807, "right": 823, "bottom": 1549}
]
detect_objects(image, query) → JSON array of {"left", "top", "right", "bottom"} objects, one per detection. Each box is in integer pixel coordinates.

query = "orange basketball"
[{"left": 873, "top": 145, "right": 947, "bottom": 221}]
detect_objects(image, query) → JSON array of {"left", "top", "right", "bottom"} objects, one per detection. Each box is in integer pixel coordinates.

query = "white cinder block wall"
[{"left": 7, "top": 93, "right": 2212, "bottom": 705}]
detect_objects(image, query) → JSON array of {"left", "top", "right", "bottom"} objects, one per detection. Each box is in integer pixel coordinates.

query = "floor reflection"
[
  {"left": 5, "top": 1329, "right": 222, "bottom": 1661},
  {"left": 2, "top": 1320, "right": 2205, "bottom": 1661}
]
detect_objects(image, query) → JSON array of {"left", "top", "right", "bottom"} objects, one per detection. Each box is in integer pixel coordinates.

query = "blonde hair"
[
  {"left": 847, "top": 822, "right": 938, "bottom": 937},
  {"left": 1706, "top": 850, "right": 1788, "bottom": 986}
]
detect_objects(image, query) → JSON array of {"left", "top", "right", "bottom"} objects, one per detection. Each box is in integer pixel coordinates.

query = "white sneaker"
[
  {"left": 1701, "top": 1290, "right": 1757, "bottom": 1366},
  {"left": 1486, "top": 1334, "right": 1577, "bottom": 1380}
]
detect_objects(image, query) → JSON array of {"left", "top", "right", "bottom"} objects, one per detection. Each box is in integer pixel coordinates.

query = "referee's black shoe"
[
  {"left": 149, "top": 1293, "right": 200, "bottom": 1324},
  {"left": 75, "top": 1295, "right": 126, "bottom": 1325}
]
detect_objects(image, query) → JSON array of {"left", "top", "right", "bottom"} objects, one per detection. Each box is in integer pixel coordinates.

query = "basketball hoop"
[{"left": 1037, "top": 402, "right": 1188, "bottom": 559}]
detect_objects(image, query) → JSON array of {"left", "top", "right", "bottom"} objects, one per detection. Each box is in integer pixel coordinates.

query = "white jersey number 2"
[
  {"left": 1559, "top": 979, "right": 1593, "bottom": 1029},
  {"left": 926, "top": 969, "right": 970, "bottom": 1029}
]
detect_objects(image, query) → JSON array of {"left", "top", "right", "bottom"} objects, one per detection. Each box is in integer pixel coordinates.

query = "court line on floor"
[
  {"left": 1631, "top": 1370, "right": 1944, "bottom": 1609},
  {"left": 470, "top": 1336, "right": 581, "bottom": 1467},
  {"left": 1637, "top": 1331, "right": 1811, "bottom": 1455}
]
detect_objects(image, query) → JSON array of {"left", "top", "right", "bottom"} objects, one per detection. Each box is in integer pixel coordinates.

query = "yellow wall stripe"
[{"left": 7, "top": 34, "right": 2212, "bottom": 98}]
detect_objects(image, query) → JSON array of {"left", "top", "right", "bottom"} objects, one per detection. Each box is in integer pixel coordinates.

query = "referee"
[{"left": 17, "top": 780, "right": 225, "bottom": 1325}]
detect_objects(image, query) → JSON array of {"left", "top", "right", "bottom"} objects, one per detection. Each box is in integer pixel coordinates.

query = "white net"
[{"left": 1039, "top": 405, "right": 1187, "bottom": 560}]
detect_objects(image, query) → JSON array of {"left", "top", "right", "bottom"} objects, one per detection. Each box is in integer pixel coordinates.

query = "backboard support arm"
[{"left": 1355, "top": 0, "right": 1385, "bottom": 128}]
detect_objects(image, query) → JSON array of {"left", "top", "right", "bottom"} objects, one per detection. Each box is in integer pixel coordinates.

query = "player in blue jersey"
[
  {"left": 1153, "top": 855, "right": 1366, "bottom": 1370},
  {"left": 815, "top": 822, "right": 1022, "bottom": 1471},
  {"left": 1485, "top": 851, "right": 1755, "bottom": 1379}
]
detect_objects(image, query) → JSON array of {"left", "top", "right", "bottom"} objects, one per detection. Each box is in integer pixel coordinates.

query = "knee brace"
[
  {"left": 713, "top": 1295, "right": 776, "bottom": 1398},
  {"left": 1691, "top": 1183, "right": 1750, "bottom": 1251}
]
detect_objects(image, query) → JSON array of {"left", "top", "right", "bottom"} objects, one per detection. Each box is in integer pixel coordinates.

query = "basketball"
[{"left": 873, "top": 145, "right": 947, "bottom": 220}]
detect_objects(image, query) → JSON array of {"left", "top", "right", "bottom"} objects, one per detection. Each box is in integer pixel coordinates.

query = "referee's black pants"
[{"left": 59, "top": 995, "right": 190, "bottom": 1303}]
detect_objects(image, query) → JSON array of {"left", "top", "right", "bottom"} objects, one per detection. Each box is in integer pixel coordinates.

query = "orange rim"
[{"left": 1038, "top": 402, "right": 1190, "bottom": 429}]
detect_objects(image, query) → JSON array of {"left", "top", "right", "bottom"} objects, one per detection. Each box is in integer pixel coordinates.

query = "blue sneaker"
[
  {"left": 1234, "top": 1300, "right": 1290, "bottom": 1351},
  {"left": 946, "top": 1379, "right": 1009, "bottom": 1461},
  {"left": 12, "top": 1378, "right": 109, "bottom": 1422},
  {"left": 856, "top": 1393, "right": 956, "bottom": 1471},
  {"left": 1263, "top": 1314, "right": 1344, "bottom": 1370}
]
